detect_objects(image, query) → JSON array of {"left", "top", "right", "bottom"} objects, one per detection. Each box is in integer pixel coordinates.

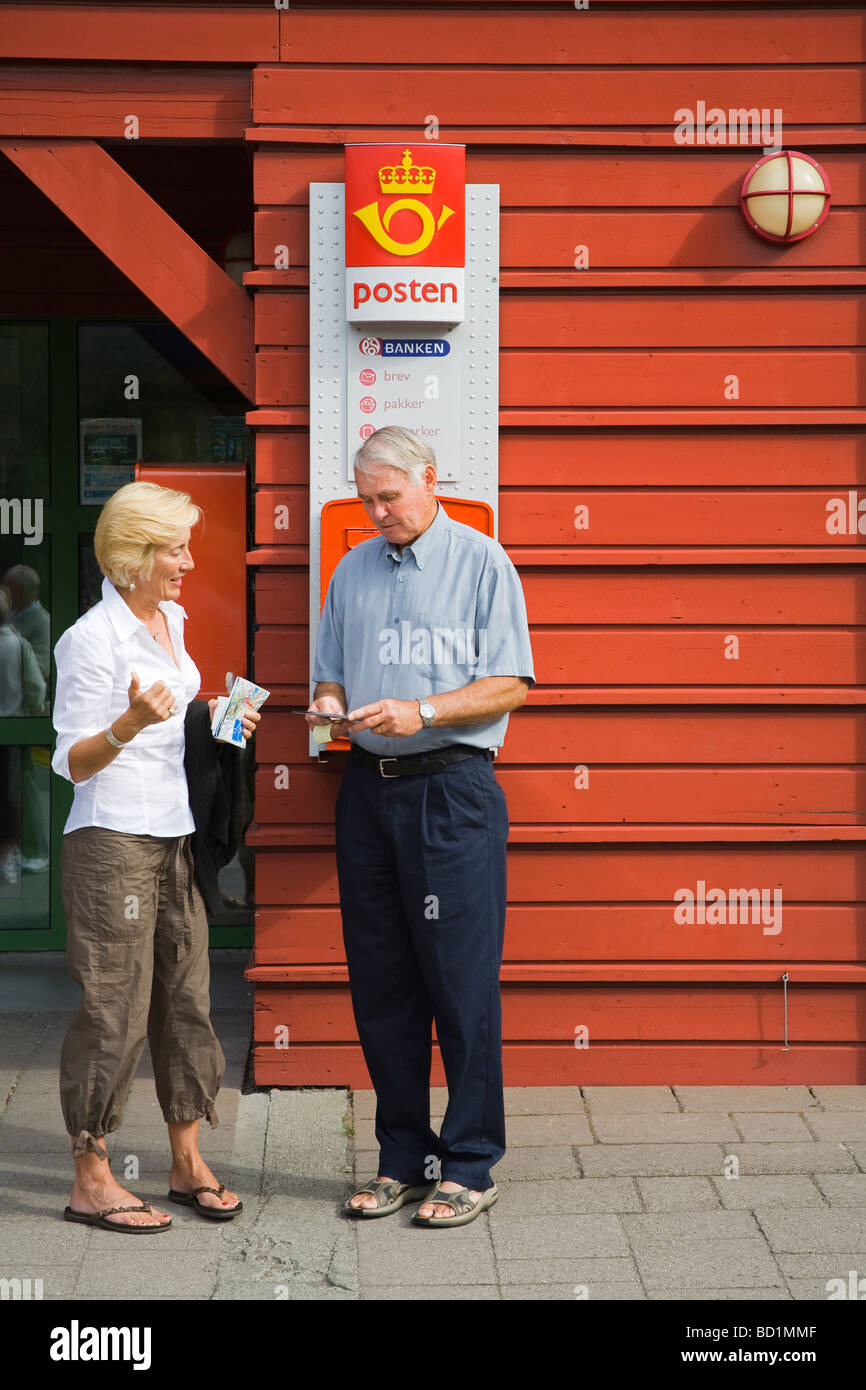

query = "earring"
[{"left": 128, "top": 580, "right": 136, "bottom": 590}]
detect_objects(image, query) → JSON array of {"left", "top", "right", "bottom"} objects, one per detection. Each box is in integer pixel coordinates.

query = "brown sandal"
[
  {"left": 344, "top": 1179, "right": 437, "bottom": 1218},
  {"left": 167, "top": 1183, "right": 243, "bottom": 1221},
  {"left": 64, "top": 1201, "right": 171, "bottom": 1233}
]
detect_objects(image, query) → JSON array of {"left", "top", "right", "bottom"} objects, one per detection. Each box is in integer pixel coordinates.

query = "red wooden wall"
[{"left": 244, "top": 0, "right": 866, "bottom": 1085}]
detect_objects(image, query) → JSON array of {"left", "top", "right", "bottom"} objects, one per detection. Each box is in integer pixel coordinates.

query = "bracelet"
[{"left": 104, "top": 725, "right": 129, "bottom": 749}]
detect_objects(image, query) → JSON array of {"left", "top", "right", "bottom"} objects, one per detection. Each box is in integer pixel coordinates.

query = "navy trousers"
[{"left": 335, "top": 748, "right": 510, "bottom": 1192}]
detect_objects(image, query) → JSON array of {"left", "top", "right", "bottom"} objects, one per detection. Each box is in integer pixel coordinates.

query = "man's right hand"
[
  {"left": 127, "top": 671, "right": 177, "bottom": 730},
  {"left": 306, "top": 695, "right": 348, "bottom": 736}
]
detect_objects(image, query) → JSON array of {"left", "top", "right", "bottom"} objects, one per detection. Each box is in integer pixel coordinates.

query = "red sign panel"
[{"left": 345, "top": 143, "right": 465, "bottom": 269}]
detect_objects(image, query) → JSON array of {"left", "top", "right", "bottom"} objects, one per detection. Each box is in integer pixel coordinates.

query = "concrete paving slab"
[
  {"left": 504, "top": 1087, "right": 586, "bottom": 1115},
  {"left": 754, "top": 1207, "right": 866, "bottom": 1253},
  {"left": 846, "top": 1143, "right": 866, "bottom": 1169},
  {"left": 489, "top": 1213, "right": 627, "bottom": 1260},
  {"left": 712, "top": 1175, "right": 825, "bottom": 1209},
  {"left": 364, "top": 1283, "right": 499, "bottom": 1299},
  {"left": 776, "top": 1251, "right": 866, "bottom": 1282},
  {"left": 579, "top": 1144, "right": 725, "bottom": 1178},
  {"left": 810, "top": 1086, "right": 866, "bottom": 1111},
  {"left": 654, "top": 1287, "right": 791, "bottom": 1301},
  {"left": 675, "top": 1086, "right": 817, "bottom": 1112},
  {"left": 496, "top": 1177, "right": 642, "bottom": 1214},
  {"left": 0, "top": 1228, "right": 98, "bottom": 1261},
  {"left": 787, "top": 1277, "right": 859, "bottom": 1300},
  {"left": 724, "top": 1143, "right": 858, "bottom": 1175},
  {"left": 631, "top": 1238, "right": 783, "bottom": 1290},
  {"left": 2, "top": 1067, "right": 62, "bottom": 1097},
  {"left": 74, "top": 1263, "right": 220, "bottom": 1298},
  {"left": 592, "top": 1113, "right": 739, "bottom": 1144},
  {"left": 803, "top": 1111, "right": 866, "bottom": 1143},
  {"left": 731, "top": 1112, "right": 814, "bottom": 1142},
  {"left": 814, "top": 1174, "right": 866, "bottom": 1206},
  {"left": 358, "top": 1236, "right": 497, "bottom": 1285},
  {"left": 496, "top": 1256, "right": 640, "bottom": 1284},
  {"left": 583, "top": 1087, "right": 678, "bottom": 1113},
  {"left": 502, "top": 1282, "right": 646, "bottom": 1300},
  {"left": 636, "top": 1179, "right": 721, "bottom": 1211},
  {"left": 492, "top": 1145, "right": 582, "bottom": 1181},
  {"left": 621, "top": 1210, "right": 758, "bottom": 1241}
]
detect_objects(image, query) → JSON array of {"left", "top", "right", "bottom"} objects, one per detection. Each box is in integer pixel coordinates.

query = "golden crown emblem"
[{"left": 378, "top": 149, "right": 436, "bottom": 196}]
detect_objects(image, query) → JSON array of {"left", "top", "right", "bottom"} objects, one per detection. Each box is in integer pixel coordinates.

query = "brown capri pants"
[{"left": 59, "top": 827, "right": 225, "bottom": 1160}]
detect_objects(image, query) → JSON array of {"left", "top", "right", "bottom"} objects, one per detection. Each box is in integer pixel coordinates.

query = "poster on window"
[{"left": 79, "top": 419, "right": 142, "bottom": 506}]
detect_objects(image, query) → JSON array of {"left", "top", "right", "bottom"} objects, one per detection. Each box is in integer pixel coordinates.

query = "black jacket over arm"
[{"left": 183, "top": 698, "right": 251, "bottom": 917}]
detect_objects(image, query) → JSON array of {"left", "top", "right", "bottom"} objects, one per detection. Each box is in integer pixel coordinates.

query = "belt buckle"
[{"left": 378, "top": 757, "right": 399, "bottom": 779}]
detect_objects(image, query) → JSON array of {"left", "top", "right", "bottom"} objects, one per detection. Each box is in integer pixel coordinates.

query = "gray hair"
[{"left": 353, "top": 426, "right": 436, "bottom": 487}]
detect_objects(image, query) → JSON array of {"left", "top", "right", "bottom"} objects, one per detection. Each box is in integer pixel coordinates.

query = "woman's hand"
[
  {"left": 127, "top": 671, "right": 177, "bottom": 730},
  {"left": 208, "top": 698, "right": 261, "bottom": 741}
]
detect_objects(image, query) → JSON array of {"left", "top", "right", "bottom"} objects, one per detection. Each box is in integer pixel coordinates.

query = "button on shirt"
[
  {"left": 51, "top": 577, "right": 200, "bottom": 835},
  {"left": 312, "top": 501, "right": 535, "bottom": 754}
]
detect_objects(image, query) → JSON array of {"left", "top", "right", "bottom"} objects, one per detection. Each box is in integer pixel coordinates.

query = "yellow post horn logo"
[{"left": 353, "top": 199, "right": 454, "bottom": 257}]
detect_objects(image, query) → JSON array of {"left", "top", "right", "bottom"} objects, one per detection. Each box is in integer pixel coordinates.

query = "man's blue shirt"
[{"left": 312, "top": 500, "right": 535, "bottom": 754}]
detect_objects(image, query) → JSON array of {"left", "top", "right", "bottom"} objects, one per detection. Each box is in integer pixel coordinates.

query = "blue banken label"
[{"left": 381, "top": 339, "right": 450, "bottom": 356}]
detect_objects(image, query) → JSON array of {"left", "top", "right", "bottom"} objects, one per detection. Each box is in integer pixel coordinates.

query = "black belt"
[{"left": 350, "top": 743, "right": 492, "bottom": 779}]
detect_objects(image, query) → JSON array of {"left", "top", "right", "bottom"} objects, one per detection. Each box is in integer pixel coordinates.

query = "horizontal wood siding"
[{"left": 248, "top": 2, "right": 866, "bottom": 1084}]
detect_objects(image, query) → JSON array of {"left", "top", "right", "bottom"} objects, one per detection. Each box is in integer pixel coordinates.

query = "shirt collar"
[
  {"left": 101, "top": 575, "right": 187, "bottom": 641},
  {"left": 386, "top": 500, "right": 449, "bottom": 571}
]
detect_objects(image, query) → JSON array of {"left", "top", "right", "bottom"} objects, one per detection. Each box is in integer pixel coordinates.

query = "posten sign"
[{"left": 345, "top": 143, "right": 466, "bottom": 322}]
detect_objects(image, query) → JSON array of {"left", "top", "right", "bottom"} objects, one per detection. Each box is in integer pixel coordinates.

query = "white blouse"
[{"left": 52, "top": 576, "right": 201, "bottom": 836}]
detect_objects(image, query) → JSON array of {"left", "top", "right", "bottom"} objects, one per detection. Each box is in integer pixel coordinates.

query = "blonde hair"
[
  {"left": 94, "top": 481, "right": 201, "bottom": 589},
  {"left": 353, "top": 426, "right": 436, "bottom": 486}
]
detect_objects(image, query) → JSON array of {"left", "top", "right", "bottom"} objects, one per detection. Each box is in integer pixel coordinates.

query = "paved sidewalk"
[{"left": 1, "top": 953, "right": 865, "bottom": 1300}]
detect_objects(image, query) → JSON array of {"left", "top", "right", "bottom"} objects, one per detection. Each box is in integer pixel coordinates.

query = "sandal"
[
  {"left": 344, "top": 1179, "right": 437, "bottom": 1218},
  {"left": 167, "top": 1183, "right": 243, "bottom": 1221},
  {"left": 64, "top": 1201, "right": 171, "bottom": 1234},
  {"left": 412, "top": 1183, "right": 499, "bottom": 1228}
]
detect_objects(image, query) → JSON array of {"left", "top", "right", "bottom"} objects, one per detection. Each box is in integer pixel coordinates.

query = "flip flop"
[
  {"left": 167, "top": 1183, "right": 243, "bottom": 1220},
  {"left": 64, "top": 1201, "right": 171, "bottom": 1233},
  {"left": 412, "top": 1183, "right": 499, "bottom": 1228},
  {"left": 344, "top": 1179, "right": 437, "bottom": 1218}
]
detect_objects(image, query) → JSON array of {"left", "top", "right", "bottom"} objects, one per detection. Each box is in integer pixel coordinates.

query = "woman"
[{"left": 51, "top": 481, "right": 260, "bottom": 1232}]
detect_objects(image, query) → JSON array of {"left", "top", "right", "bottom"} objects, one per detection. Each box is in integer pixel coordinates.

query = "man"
[
  {"left": 3, "top": 564, "right": 50, "bottom": 686},
  {"left": 308, "top": 425, "right": 534, "bottom": 1227}
]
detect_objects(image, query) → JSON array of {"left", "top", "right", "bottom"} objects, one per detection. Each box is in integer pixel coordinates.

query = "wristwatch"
[{"left": 417, "top": 696, "right": 436, "bottom": 729}]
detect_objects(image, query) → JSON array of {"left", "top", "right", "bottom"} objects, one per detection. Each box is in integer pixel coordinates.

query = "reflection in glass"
[
  {"left": 78, "top": 323, "right": 250, "bottom": 508},
  {"left": 0, "top": 745, "right": 50, "bottom": 932},
  {"left": 0, "top": 582, "right": 46, "bottom": 715}
]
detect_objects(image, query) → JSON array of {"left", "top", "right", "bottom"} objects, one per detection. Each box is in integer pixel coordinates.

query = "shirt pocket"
[{"left": 416, "top": 612, "right": 486, "bottom": 691}]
